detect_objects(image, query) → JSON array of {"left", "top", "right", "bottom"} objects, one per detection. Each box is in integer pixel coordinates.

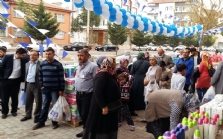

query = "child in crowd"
[
  {"left": 171, "top": 64, "right": 186, "bottom": 92},
  {"left": 117, "top": 72, "right": 135, "bottom": 131}
]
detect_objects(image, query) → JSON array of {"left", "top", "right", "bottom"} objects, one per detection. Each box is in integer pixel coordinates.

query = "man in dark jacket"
[
  {"left": 0, "top": 46, "right": 7, "bottom": 110},
  {"left": 1, "top": 48, "right": 29, "bottom": 119},
  {"left": 190, "top": 47, "right": 201, "bottom": 68},
  {"left": 32, "top": 47, "right": 65, "bottom": 130},
  {"left": 20, "top": 50, "right": 42, "bottom": 123}
]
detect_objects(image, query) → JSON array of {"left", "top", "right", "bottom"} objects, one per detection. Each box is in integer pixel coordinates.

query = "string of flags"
[
  {"left": 66, "top": 0, "right": 203, "bottom": 38},
  {"left": 0, "top": 0, "right": 69, "bottom": 59},
  {"left": 203, "top": 27, "right": 223, "bottom": 36}
]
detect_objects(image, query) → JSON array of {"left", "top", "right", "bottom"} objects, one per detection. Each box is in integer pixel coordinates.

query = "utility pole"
[
  {"left": 86, "top": 10, "right": 90, "bottom": 45},
  {"left": 128, "top": 0, "right": 132, "bottom": 50}
]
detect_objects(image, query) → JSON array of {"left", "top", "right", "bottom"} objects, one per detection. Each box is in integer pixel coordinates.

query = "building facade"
[
  {"left": 145, "top": 0, "right": 191, "bottom": 26},
  {"left": 0, "top": 0, "right": 72, "bottom": 46}
]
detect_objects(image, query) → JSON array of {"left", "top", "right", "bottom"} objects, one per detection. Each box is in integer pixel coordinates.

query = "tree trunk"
[{"left": 90, "top": 27, "right": 93, "bottom": 44}]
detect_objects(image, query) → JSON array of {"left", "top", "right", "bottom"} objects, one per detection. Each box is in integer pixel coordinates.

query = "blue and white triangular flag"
[
  {"left": 27, "top": 18, "right": 38, "bottom": 27},
  {"left": 39, "top": 44, "right": 44, "bottom": 56},
  {"left": 1, "top": 0, "right": 10, "bottom": 10},
  {"left": 0, "top": 13, "right": 10, "bottom": 18},
  {"left": 46, "top": 37, "right": 52, "bottom": 47},
  {"left": 62, "top": 50, "right": 68, "bottom": 59},
  {"left": 19, "top": 42, "right": 29, "bottom": 48}
]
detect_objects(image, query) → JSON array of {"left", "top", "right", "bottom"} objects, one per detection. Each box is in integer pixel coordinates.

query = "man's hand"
[
  {"left": 102, "top": 106, "right": 109, "bottom": 115},
  {"left": 59, "top": 91, "right": 64, "bottom": 96}
]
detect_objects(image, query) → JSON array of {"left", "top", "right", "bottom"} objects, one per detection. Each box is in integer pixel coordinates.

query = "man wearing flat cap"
[{"left": 74, "top": 49, "right": 98, "bottom": 138}]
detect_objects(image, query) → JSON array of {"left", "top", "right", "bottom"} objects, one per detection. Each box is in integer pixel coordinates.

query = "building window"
[
  {"left": 56, "top": 14, "right": 64, "bottom": 23},
  {"left": 13, "top": 9, "right": 23, "bottom": 18},
  {"left": 175, "top": 7, "right": 179, "bottom": 12},
  {"left": 13, "top": 28, "right": 27, "bottom": 37},
  {"left": 55, "top": 31, "right": 65, "bottom": 39}
]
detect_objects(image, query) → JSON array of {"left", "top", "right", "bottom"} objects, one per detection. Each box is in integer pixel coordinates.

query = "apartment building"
[
  {"left": 0, "top": 0, "right": 73, "bottom": 46},
  {"left": 145, "top": 0, "right": 192, "bottom": 26}
]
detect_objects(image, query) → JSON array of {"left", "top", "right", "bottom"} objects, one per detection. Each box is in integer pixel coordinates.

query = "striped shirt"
[{"left": 39, "top": 59, "right": 65, "bottom": 91}]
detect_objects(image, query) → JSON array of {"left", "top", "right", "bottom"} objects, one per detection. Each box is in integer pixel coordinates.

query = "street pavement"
[{"left": 0, "top": 108, "right": 154, "bottom": 139}]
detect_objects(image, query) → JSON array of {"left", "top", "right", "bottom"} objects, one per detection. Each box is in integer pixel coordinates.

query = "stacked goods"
[
  {"left": 64, "top": 65, "right": 80, "bottom": 127},
  {"left": 200, "top": 94, "right": 223, "bottom": 121},
  {"left": 64, "top": 65, "right": 76, "bottom": 78},
  {"left": 158, "top": 110, "right": 221, "bottom": 139}
]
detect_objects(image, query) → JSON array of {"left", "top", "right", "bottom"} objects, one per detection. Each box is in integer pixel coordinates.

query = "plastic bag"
[
  {"left": 18, "top": 89, "right": 26, "bottom": 108},
  {"left": 202, "top": 86, "right": 215, "bottom": 103},
  {"left": 48, "top": 96, "right": 71, "bottom": 122},
  {"left": 61, "top": 96, "right": 71, "bottom": 121}
]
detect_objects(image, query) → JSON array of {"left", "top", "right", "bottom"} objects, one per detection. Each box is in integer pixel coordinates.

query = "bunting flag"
[
  {"left": 8, "top": 33, "right": 16, "bottom": 39},
  {"left": 30, "top": 37, "right": 37, "bottom": 44},
  {"left": 62, "top": 50, "right": 68, "bottom": 59},
  {"left": 14, "top": 10, "right": 25, "bottom": 18},
  {"left": 38, "top": 29, "right": 49, "bottom": 34},
  {"left": 6, "top": 21, "right": 17, "bottom": 28},
  {"left": 39, "top": 44, "right": 44, "bottom": 56},
  {"left": 0, "top": 13, "right": 10, "bottom": 18},
  {"left": 123, "top": 0, "right": 127, "bottom": 6},
  {"left": 46, "top": 37, "right": 52, "bottom": 47},
  {"left": 27, "top": 18, "right": 38, "bottom": 27},
  {"left": 22, "top": 30, "right": 32, "bottom": 37},
  {"left": 1, "top": 0, "right": 10, "bottom": 10},
  {"left": 19, "top": 42, "right": 29, "bottom": 48},
  {"left": 0, "top": 26, "right": 6, "bottom": 30},
  {"left": 141, "top": 5, "right": 146, "bottom": 11}
]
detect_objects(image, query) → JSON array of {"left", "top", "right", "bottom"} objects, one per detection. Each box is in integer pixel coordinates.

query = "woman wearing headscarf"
[
  {"left": 196, "top": 52, "right": 212, "bottom": 101},
  {"left": 145, "top": 89, "right": 200, "bottom": 138},
  {"left": 130, "top": 53, "right": 149, "bottom": 111},
  {"left": 83, "top": 57, "right": 120, "bottom": 139},
  {"left": 116, "top": 56, "right": 130, "bottom": 75},
  {"left": 158, "top": 61, "right": 172, "bottom": 89},
  {"left": 144, "top": 56, "right": 162, "bottom": 97}
]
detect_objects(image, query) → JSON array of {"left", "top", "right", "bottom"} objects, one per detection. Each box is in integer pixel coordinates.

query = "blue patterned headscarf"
[{"left": 183, "top": 93, "right": 200, "bottom": 112}]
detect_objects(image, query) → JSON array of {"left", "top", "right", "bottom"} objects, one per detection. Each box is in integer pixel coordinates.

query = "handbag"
[{"left": 208, "top": 66, "right": 215, "bottom": 77}]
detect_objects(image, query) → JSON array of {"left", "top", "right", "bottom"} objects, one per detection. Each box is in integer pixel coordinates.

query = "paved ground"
[{"left": 0, "top": 108, "right": 154, "bottom": 139}]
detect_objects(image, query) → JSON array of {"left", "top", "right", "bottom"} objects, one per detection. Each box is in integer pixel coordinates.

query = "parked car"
[
  {"left": 95, "top": 44, "right": 119, "bottom": 51},
  {"left": 162, "top": 44, "right": 173, "bottom": 51},
  {"left": 0, "top": 40, "right": 12, "bottom": 50},
  {"left": 63, "top": 42, "right": 88, "bottom": 51},
  {"left": 27, "top": 42, "right": 60, "bottom": 52},
  {"left": 149, "top": 44, "right": 159, "bottom": 51},
  {"left": 174, "top": 45, "right": 186, "bottom": 51},
  {"left": 132, "top": 45, "right": 149, "bottom": 51},
  {"left": 202, "top": 47, "right": 216, "bottom": 52}
]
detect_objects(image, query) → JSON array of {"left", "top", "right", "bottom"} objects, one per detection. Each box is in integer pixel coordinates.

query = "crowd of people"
[{"left": 0, "top": 45, "right": 223, "bottom": 139}]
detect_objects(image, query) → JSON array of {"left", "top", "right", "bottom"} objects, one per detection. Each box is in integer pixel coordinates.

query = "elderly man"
[
  {"left": 157, "top": 47, "right": 174, "bottom": 69},
  {"left": 75, "top": 49, "right": 98, "bottom": 138}
]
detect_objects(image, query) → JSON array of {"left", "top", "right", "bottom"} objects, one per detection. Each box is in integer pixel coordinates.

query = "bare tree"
[{"left": 188, "top": 0, "right": 223, "bottom": 31}]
